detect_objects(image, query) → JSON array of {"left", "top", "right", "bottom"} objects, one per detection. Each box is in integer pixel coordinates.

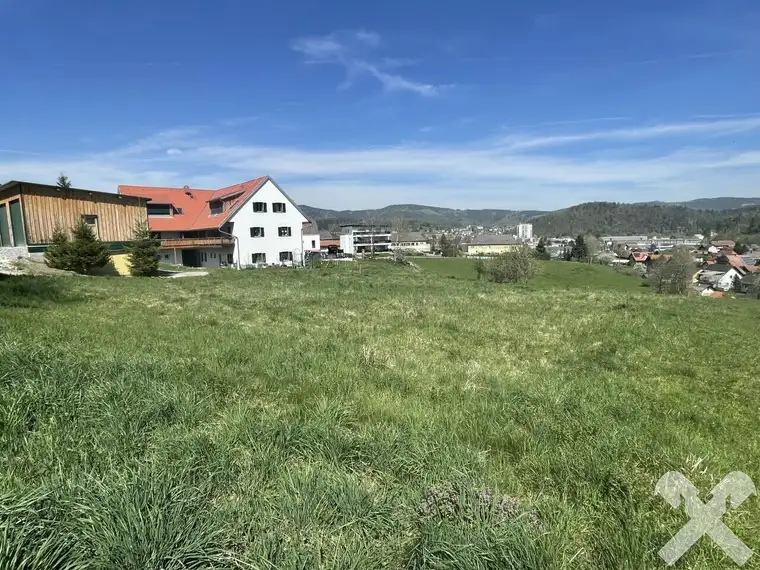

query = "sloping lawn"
[
  {"left": 414, "top": 257, "right": 647, "bottom": 292},
  {"left": 0, "top": 264, "right": 758, "bottom": 569}
]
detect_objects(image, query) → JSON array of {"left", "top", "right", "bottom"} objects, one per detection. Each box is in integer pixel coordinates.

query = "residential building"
[
  {"left": 302, "top": 221, "right": 321, "bottom": 255},
  {"left": 339, "top": 225, "right": 392, "bottom": 256},
  {"left": 118, "top": 176, "right": 309, "bottom": 268},
  {"left": 697, "top": 266, "right": 744, "bottom": 291},
  {"left": 0, "top": 180, "right": 147, "bottom": 274},
  {"left": 319, "top": 229, "right": 340, "bottom": 249},
  {"left": 516, "top": 223, "right": 533, "bottom": 241},
  {"left": 629, "top": 252, "right": 649, "bottom": 264},
  {"left": 390, "top": 232, "right": 431, "bottom": 254},
  {"left": 711, "top": 240, "right": 736, "bottom": 250},
  {"left": 463, "top": 235, "right": 521, "bottom": 256}
]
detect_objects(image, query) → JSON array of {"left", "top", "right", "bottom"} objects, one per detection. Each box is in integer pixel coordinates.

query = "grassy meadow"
[{"left": 1, "top": 260, "right": 759, "bottom": 569}]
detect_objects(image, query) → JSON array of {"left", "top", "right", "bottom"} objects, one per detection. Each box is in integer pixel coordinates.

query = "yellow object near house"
[{"left": 111, "top": 253, "right": 131, "bottom": 276}]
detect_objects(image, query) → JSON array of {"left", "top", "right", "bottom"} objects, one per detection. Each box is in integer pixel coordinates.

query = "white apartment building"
[
  {"left": 339, "top": 225, "right": 392, "bottom": 256},
  {"left": 119, "top": 176, "right": 312, "bottom": 268},
  {"left": 517, "top": 223, "right": 533, "bottom": 241}
]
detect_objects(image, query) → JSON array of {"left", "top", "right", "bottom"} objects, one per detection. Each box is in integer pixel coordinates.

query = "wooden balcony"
[{"left": 160, "top": 237, "right": 234, "bottom": 249}]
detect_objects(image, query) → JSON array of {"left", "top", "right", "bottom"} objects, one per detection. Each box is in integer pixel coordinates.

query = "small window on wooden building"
[{"left": 82, "top": 214, "right": 99, "bottom": 237}]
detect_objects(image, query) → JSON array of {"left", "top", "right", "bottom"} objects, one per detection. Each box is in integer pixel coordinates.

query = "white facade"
[
  {"left": 340, "top": 227, "right": 392, "bottom": 256},
  {"left": 390, "top": 241, "right": 431, "bottom": 254},
  {"left": 228, "top": 180, "right": 309, "bottom": 267},
  {"left": 716, "top": 268, "right": 742, "bottom": 291},
  {"left": 302, "top": 232, "right": 320, "bottom": 254},
  {"left": 517, "top": 223, "right": 533, "bottom": 240}
]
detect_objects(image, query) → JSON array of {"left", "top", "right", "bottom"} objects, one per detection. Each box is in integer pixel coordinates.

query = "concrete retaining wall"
[{"left": 0, "top": 246, "right": 30, "bottom": 262}]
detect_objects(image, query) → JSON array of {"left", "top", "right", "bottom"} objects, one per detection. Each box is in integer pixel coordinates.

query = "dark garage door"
[
  {"left": 0, "top": 204, "right": 10, "bottom": 246},
  {"left": 9, "top": 200, "right": 25, "bottom": 246}
]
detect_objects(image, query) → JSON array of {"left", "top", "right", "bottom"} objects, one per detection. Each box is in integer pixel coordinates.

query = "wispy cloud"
[
  {"left": 1, "top": 118, "right": 759, "bottom": 209},
  {"left": 502, "top": 117, "right": 760, "bottom": 150},
  {"left": 291, "top": 30, "right": 441, "bottom": 96}
]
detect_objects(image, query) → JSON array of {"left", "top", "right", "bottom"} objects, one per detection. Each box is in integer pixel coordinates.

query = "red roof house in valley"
[{"left": 118, "top": 176, "right": 316, "bottom": 268}]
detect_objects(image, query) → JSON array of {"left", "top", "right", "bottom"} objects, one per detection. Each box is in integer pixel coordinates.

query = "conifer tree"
[
  {"left": 44, "top": 226, "right": 72, "bottom": 270},
  {"left": 128, "top": 221, "right": 160, "bottom": 276},
  {"left": 67, "top": 219, "right": 110, "bottom": 274},
  {"left": 56, "top": 174, "right": 72, "bottom": 189}
]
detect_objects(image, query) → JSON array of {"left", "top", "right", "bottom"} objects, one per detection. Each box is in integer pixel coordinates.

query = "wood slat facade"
[{"left": 0, "top": 182, "right": 148, "bottom": 245}]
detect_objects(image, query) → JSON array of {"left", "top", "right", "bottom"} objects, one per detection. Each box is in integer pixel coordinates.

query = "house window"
[
  {"left": 209, "top": 200, "right": 223, "bottom": 215},
  {"left": 163, "top": 254, "right": 169, "bottom": 260},
  {"left": 273, "top": 202, "right": 286, "bottom": 213},
  {"left": 280, "top": 251, "right": 293, "bottom": 262},
  {"left": 147, "top": 203, "right": 172, "bottom": 216},
  {"left": 252, "top": 253, "right": 266, "bottom": 264},
  {"left": 82, "top": 214, "right": 99, "bottom": 237},
  {"left": 227, "top": 253, "right": 234, "bottom": 264},
  {"left": 278, "top": 226, "right": 292, "bottom": 237},
  {"left": 250, "top": 227, "right": 265, "bottom": 238},
  {"left": 311, "top": 240, "right": 316, "bottom": 248},
  {"left": 253, "top": 202, "right": 267, "bottom": 213}
]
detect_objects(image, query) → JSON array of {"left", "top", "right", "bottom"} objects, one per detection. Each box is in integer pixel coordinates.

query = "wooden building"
[{"left": 0, "top": 181, "right": 148, "bottom": 250}]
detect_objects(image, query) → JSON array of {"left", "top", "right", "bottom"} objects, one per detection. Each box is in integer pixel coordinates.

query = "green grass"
[
  {"left": 1, "top": 264, "right": 759, "bottom": 569},
  {"left": 414, "top": 257, "right": 648, "bottom": 291}
]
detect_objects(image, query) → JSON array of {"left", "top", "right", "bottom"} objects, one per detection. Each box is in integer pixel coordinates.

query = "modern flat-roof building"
[{"left": 339, "top": 225, "right": 392, "bottom": 256}]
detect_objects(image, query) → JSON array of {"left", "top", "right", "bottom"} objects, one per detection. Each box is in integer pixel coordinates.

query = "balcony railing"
[{"left": 160, "top": 237, "right": 234, "bottom": 249}]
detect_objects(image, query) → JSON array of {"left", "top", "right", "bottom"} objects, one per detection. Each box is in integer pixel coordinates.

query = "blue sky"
[{"left": 1, "top": 0, "right": 759, "bottom": 210}]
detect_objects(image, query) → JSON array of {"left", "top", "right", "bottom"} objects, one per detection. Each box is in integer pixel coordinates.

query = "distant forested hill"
[
  {"left": 642, "top": 197, "right": 760, "bottom": 210},
  {"left": 531, "top": 202, "right": 760, "bottom": 237},
  {"left": 299, "top": 204, "right": 544, "bottom": 229},
  {"left": 299, "top": 198, "right": 760, "bottom": 237}
]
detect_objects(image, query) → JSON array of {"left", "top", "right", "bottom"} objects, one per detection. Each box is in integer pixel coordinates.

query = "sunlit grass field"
[
  {"left": 414, "top": 257, "right": 649, "bottom": 291},
  {"left": 1, "top": 261, "right": 758, "bottom": 569}
]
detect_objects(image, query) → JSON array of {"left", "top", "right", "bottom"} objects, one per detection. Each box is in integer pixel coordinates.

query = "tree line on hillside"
[{"left": 531, "top": 202, "right": 760, "bottom": 238}]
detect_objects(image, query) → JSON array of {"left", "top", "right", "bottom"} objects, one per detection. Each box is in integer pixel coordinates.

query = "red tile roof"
[
  {"left": 117, "top": 185, "right": 216, "bottom": 231},
  {"left": 118, "top": 177, "right": 269, "bottom": 232}
]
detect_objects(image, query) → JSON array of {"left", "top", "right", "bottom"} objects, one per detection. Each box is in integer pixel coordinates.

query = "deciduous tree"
[{"left": 648, "top": 248, "right": 694, "bottom": 295}]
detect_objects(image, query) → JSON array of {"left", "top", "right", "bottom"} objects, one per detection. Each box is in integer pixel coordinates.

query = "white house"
[
  {"left": 697, "top": 267, "right": 743, "bottom": 291},
  {"left": 119, "top": 176, "right": 310, "bottom": 268},
  {"left": 302, "top": 221, "right": 321, "bottom": 255}
]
